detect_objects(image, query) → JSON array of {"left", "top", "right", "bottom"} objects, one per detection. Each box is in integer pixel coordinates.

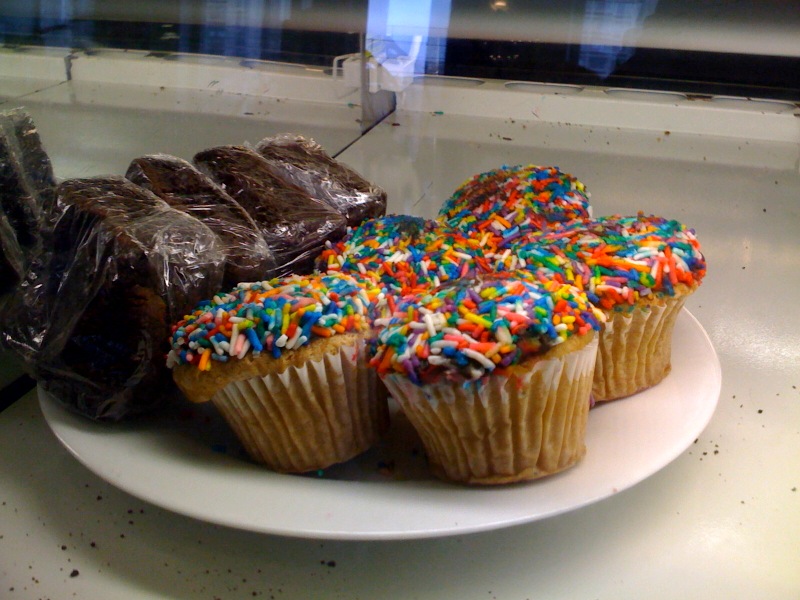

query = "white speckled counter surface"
[{"left": 1, "top": 52, "right": 799, "bottom": 599}]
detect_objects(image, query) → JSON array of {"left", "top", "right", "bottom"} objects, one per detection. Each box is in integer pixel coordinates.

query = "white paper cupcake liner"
[
  {"left": 382, "top": 333, "right": 598, "bottom": 485},
  {"left": 593, "top": 294, "right": 687, "bottom": 401},
  {"left": 210, "top": 342, "right": 388, "bottom": 473}
]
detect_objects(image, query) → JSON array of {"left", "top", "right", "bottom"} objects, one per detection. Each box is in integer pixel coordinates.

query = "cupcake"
[
  {"left": 438, "top": 164, "right": 592, "bottom": 241},
  {"left": 525, "top": 214, "right": 707, "bottom": 401},
  {"left": 168, "top": 272, "right": 389, "bottom": 473},
  {"left": 370, "top": 274, "right": 603, "bottom": 485}
]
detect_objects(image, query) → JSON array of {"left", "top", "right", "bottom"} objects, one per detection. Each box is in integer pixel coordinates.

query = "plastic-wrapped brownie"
[
  {"left": 255, "top": 133, "right": 386, "bottom": 227},
  {"left": 194, "top": 145, "right": 347, "bottom": 276},
  {"left": 126, "top": 154, "right": 276, "bottom": 287},
  {"left": 2, "top": 176, "right": 225, "bottom": 421},
  {"left": 0, "top": 108, "right": 56, "bottom": 292}
]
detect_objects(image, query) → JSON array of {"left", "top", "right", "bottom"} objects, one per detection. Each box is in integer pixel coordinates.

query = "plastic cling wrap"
[
  {"left": 2, "top": 176, "right": 226, "bottom": 421},
  {"left": 0, "top": 108, "right": 56, "bottom": 291},
  {"left": 256, "top": 133, "right": 387, "bottom": 227},
  {"left": 126, "top": 154, "right": 276, "bottom": 286},
  {"left": 0, "top": 209, "right": 24, "bottom": 294},
  {"left": 194, "top": 145, "right": 347, "bottom": 276}
]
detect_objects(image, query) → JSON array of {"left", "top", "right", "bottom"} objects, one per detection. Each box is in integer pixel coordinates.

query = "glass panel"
[
  {"left": 1, "top": 1, "right": 798, "bottom": 100},
  {"left": 0, "top": 1, "right": 366, "bottom": 68},
  {"left": 363, "top": 0, "right": 800, "bottom": 100}
]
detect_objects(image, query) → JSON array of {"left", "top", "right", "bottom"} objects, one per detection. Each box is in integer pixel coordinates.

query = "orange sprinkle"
[
  {"left": 198, "top": 348, "right": 212, "bottom": 371},
  {"left": 378, "top": 346, "right": 395, "bottom": 372},
  {"left": 493, "top": 214, "right": 512, "bottom": 228}
]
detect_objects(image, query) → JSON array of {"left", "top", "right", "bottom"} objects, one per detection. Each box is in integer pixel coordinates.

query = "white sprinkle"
[
  {"left": 430, "top": 340, "right": 459, "bottom": 349},
  {"left": 462, "top": 348, "right": 495, "bottom": 370},
  {"left": 420, "top": 260, "right": 429, "bottom": 276},
  {"left": 423, "top": 313, "right": 437, "bottom": 336},
  {"left": 285, "top": 328, "right": 303, "bottom": 350}
]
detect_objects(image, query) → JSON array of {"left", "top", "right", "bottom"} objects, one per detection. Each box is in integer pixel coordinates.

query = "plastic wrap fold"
[
  {"left": 126, "top": 154, "right": 276, "bottom": 287},
  {"left": 255, "top": 134, "right": 387, "bottom": 227}
]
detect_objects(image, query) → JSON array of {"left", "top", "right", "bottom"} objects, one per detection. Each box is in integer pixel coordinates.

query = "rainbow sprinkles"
[
  {"left": 167, "top": 272, "right": 381, "bottom": 371},
  {"left": 370, "top": 274, "right": 604, "bottom": 385}
]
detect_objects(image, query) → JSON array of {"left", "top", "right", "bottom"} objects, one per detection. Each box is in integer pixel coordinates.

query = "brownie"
[
  {"left": 126, "top": 154, "right": 276, "bottom": 287},
  {"left": 194, "top": 145, "right": 348, "bottom": 276},
  {"left": 255, "top": 134, "right": 387, "bottom": 227},
  {"left": 4, "top": 176, "right": 225, "bottom": 421}
]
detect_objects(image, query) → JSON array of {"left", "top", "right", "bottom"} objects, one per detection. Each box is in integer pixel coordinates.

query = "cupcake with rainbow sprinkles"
[
  {"left": 370, "top": 273, "right": 603, "bottom": 485},
  {"left": 528, "top": 213, "right": 707, "bottom": 401},
  {"left": 168, "top": 271, "right": 389, "bottom": 473}
]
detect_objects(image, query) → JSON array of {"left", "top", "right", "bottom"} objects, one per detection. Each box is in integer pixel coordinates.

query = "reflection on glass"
[
  {"left": 578, "top": 0, "right": 658, "bottom": 78},
  {"left": 0, "top": 0, "right": 363, "bottom": 68},
  {"left": 0, "top": 0, "right": 797, "bottom": 99},
  {"left": 366, "top": 0, "right": 452, "bottom": 80},
  {"left": 177, "top": 1, "right": 279, "bottom": 60}
]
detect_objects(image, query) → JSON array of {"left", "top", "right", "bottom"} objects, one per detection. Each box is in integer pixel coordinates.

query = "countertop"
[{"left": 1, "top": 50, "right": 799, "bottom": 599}]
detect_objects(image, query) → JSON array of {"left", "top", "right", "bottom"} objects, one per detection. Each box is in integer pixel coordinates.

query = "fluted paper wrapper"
[
  {"left": 593, "top": 294, "right": 687, "bottom": 402},
  {"left": 382, "top": 334, "right": 598, "bottom": 485},
  {"left": 210, "top": 342, "right": 388, "bottom": 473}
]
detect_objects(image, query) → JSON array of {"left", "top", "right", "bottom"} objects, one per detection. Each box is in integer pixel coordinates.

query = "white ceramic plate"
[{"left": 40, "top": 309, "right": 720, "bottom": 540}]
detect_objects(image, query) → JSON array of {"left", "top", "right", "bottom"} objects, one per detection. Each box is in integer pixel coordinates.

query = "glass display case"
[{"left": 1, "top": 2, "right": 799, "bottom": 599}]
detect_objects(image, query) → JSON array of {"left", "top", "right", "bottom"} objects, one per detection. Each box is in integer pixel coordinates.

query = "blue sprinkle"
[{"left": 245, "top": 327, "right": 263, "bottom": 352}]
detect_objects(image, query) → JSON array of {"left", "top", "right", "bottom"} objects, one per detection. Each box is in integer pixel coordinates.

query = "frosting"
[
  {"left": 438, "top": 164, "right": 592, "bottom": 238},
  {"left": 167, "top": 272, "right": 381, "bottom": 370},
  {"left": 369, "top": 274, "right": 603, "bottom": 385}
]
